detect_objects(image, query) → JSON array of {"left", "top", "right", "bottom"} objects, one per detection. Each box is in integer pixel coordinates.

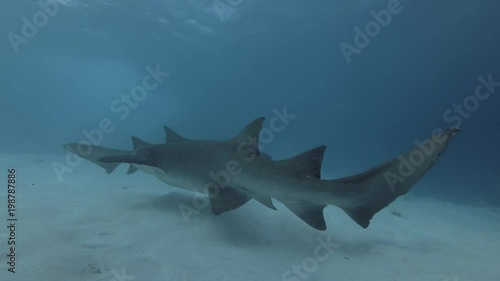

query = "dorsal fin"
[
  {"left": 131, "top": 136, "right": 151, "bottom": 150},
  {"left": 277, "top": 145, "right": 326, "bottom": 178},
  {"left": 163, "top": 126, "right": 191, "bottom": 142},
  {"left": 231, "top": 117, "right": 265, "bottom": 157}
]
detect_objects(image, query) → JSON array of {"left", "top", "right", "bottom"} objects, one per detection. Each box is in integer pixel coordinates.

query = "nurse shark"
[{"left": 64, "top": 117, "right": 459, "bottom": 230}]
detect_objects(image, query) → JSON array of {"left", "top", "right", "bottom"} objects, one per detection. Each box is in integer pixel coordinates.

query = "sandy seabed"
[{"left": 0, "top": 153, "right": 498, "bottom": 281}]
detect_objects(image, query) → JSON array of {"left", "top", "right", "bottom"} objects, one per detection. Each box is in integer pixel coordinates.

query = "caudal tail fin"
[
  {"left": 64, "top": 143, "right": 131, "bottom": 174},
  {"left": 332, "top": 127, "right": 460, "bottom": 228}
]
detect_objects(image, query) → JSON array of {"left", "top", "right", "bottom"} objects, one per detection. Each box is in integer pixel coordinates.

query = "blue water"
[
  {"left": 1, "top": 1, "right": 499, "bottom": 216},
  {"left": 2, "top": 2, "right": 500, "bottom": 281}
]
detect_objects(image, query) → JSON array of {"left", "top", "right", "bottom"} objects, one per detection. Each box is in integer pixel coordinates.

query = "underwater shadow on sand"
[{"left": 129, "top": 191, "right": 344, "bottom": 254}]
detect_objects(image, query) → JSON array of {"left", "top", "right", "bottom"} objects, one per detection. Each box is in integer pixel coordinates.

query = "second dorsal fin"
[
  {"left": 276, "top": 146, "right": 326, "bottom": 179},
  {"left": 163, "top": 126, "right": 191, "bottom": 142},
  {"left": 131, "top": 136, "right": 151, "bottom": 150},
  {"left": 230, "top": 117, "right": 265, "bottom": 157}
]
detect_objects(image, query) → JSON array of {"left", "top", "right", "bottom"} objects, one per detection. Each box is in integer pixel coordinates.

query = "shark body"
[{"left": 65, "top": 117, "right": 459, "bottom": 230}]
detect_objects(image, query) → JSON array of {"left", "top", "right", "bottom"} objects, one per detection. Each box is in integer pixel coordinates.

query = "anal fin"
[{"left": 279, "top": 200, "right": 327, "bottom": 230}]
